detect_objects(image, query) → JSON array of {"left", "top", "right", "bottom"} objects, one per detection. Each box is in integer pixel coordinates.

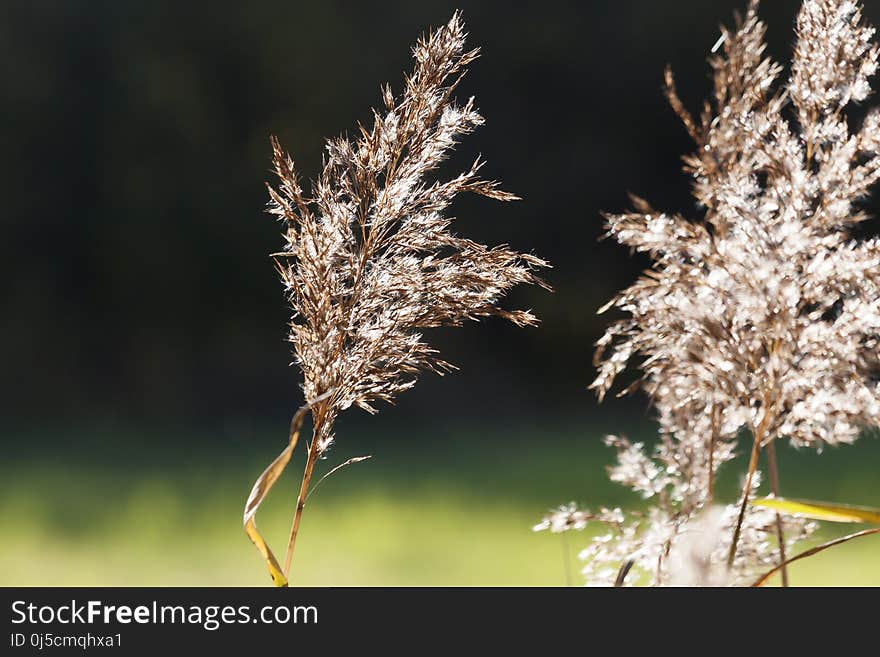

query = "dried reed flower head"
[
  {"left": 565, "top": 433, "right": 814, "bottom": 586},
  {"left": 247, "top": 13, "right": 548, "bottom": 587},
  {"left": 268, "top": 12, "right": 548, "bottom": 453},
  {"left": 593, "top": 0, "right": 880, "bottom": 450},
  {"left": 535, "top": 0, "right": 880, "bottom": 588}
]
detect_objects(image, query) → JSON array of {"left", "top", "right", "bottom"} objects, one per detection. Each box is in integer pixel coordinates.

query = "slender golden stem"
[
  {"left": 766, "top": 440, "right": 789, "bottom": 587},
  {"left": 283, "top": 433, "right": 320, "bottom": 581},
  {"left": 728, "top": 435, "right": 762, "bottom": 568},
  {"left": 283, "top": 399, "right": 331, "bottom": 582}
]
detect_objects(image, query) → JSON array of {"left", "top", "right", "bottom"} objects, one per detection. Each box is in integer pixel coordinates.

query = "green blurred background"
[
  {"left": 3, "top": 418, "right": 879, "bottom": 586},
  {"left": 2, "top": 0, "right": 879, "bottom": 586}
]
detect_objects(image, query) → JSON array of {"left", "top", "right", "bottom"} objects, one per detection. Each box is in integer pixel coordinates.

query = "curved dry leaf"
[{"left": 243, "top": 398, "right": 324, "bottom": 587}]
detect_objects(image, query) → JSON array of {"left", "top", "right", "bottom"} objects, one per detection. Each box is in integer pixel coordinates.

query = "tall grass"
[
  {"left": 539, "top": 0, "right": 880, "bottom": 586},
  {"left": 244, "top": 13, "right": 548, "bottom": 586}
]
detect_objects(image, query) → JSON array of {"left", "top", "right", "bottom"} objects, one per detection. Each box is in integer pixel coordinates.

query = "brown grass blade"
[{"left": 751, "top": 528, "right": 880, "bottom": 587}]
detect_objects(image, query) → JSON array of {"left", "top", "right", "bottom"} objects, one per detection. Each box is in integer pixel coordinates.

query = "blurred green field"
[{"left": 1, "top": 418, "right": 878, "bottom": 586}]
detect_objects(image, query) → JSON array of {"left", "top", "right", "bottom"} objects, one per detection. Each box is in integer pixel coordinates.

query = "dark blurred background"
[
  {"left": 4, "top": 0, "right": 880, "bottom": 586},
  {"left": 12, "top": 0, "right": 880, "bottom": 433}
]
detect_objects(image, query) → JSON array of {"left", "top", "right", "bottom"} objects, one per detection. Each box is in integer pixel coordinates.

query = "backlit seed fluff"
[
  {"left": 536, "top": 0, "right": 880, "bottom": 587},
  {"left": 594, "top": 0, "right": 880, "bottom": 451},
  {"left": 268, "top": 12, "right": 548, "bottom": 454}
]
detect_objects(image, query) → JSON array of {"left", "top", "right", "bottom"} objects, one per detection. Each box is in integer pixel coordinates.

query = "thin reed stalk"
[
  {"left": 766, "top": 441, "right": 789, "bottom": 586},
  {"left": 283, "top": 413, "right": 325, "bottom": 579},
  {"left": 728, "top": 435, "right": 762, "bottom": 568}
]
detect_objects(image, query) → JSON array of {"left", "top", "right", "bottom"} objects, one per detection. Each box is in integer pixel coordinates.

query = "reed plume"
[
  {"left": 245, "top": 11, "right": 548, "bottom": 586},
  {"left": 539, "top": 0, "right": 880, "bottom": 586},
  {"left": 595, "top": 0, "right": 880, "bottom": 453}
]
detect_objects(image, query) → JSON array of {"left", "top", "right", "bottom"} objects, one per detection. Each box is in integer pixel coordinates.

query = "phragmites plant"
[
  {"left": 537, "top": 0, "right": 880, "bottom": 586},
  {"left": 243, "top": 12, "right": 548, "bottom": 586}
]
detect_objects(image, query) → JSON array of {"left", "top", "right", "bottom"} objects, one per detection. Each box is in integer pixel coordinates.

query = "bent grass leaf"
[
  {"left": 243, "top": 402, "right": 313, "bottom": 588},
  {"left": 752, "top": 497, "right": 880, "bottom": 524}
]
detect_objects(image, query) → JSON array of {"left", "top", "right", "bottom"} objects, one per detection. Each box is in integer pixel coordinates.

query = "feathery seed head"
[
  {"left": 595, "top": 0, "right": 880, "bottom": 450},
  {"left": 267, "top": 13, "right": 548, "bottom": 453},
  {"left": 563, "top": 0, "right": 880, "bottom": 587}
]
